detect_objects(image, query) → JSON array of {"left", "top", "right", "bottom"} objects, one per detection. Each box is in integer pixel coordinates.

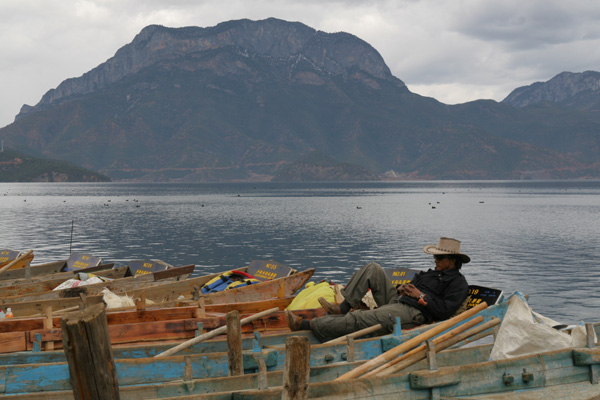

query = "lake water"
[{"left": 1, "top": 181, "right": 599, "bottom": 325}]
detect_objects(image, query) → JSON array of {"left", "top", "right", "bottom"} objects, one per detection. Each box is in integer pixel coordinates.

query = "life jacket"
[{"left": 200, "top": 270, "right": 261, "bottom": 294}]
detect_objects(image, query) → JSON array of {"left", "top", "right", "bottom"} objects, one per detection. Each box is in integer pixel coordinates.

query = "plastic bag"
[{"left": 490, "top": 293, "right": 593, "bottom": 360}]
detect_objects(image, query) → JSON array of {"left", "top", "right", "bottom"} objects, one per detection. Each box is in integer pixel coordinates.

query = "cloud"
[{"left": 1, "top": 0, "right": 600, "bottom": 127}]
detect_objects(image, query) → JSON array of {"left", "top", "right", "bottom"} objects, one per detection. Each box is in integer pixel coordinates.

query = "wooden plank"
[{"left": 0, "top": 331, "right": 28, "bottom": 353}]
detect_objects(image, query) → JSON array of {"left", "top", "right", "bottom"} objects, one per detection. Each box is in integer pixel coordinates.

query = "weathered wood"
[
  {"left": 282, "top": 336, "right": 310, "bottom": 400},
  {"left": 61, "top": 303, "right": 119, "bottom": 399},
  {"left": 227, "top": 310, "right": 243, "bottom": 376},
  {"left": 154, "top": 307, "right": 280, "bottom": 358},
  {"left": 335, "top": 301, "right": 489, "bottom": 380}
]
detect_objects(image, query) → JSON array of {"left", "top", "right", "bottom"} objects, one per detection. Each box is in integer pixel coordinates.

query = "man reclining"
[{"left": 285, "top": 237, "right": 470, "bottom": 342}]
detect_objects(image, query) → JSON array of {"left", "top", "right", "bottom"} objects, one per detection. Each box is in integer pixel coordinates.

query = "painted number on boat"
[{"left": 247, "top": 259, "right": 293, "bottom": 281}]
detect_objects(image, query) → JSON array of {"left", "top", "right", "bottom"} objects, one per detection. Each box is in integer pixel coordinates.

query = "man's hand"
[{"left": 397, "top": 283, "right": 422, "bottom": 299}]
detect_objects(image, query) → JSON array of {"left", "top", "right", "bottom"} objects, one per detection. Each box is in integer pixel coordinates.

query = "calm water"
[{"left": 1, "top": 181, "right": 599, "bottom": 324}]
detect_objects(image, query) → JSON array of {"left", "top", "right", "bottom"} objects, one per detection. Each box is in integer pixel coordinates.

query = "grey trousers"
[{"left": 311, "top": 263, "right": 425, "bottom": 342}]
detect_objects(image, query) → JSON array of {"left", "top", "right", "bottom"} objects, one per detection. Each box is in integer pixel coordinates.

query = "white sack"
[
  {"left": 490, "top": 294, "right": 592, "bottom": 360},
  {"left": 102, "top": 288, "right": 136, "bottom": 308}
]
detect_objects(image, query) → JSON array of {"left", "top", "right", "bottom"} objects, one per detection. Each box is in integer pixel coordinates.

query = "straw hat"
[{"left": 423, "top": 237, "right": 470, "bottom": 263}]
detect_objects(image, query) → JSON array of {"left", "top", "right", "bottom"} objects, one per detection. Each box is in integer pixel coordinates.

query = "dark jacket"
[{"left": 399, "top": 268, "right": 468, "bottom": 323}]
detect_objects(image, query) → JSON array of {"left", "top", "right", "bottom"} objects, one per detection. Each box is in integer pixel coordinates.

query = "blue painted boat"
[{"left": 0, "top": 296, "right": 507, "bottom": 396}]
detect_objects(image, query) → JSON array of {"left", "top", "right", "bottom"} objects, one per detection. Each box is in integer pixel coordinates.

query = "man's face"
[{"left": 434, "top": 255, "right": 455, "bottom": 271}]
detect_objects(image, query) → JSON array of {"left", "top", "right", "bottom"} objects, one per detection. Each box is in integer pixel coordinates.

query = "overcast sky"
[{"left": 1, "top": 0, "right": 599, "bottom": 128}]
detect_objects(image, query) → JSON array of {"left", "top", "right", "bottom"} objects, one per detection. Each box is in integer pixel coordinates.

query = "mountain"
[
  {"left": 503, "top": 71, "right": 600, "bottom": 111},
  {"left": 1, "top": 18, "right": 599, "bottom": 181},
  {"left": 0, "top": 148, "right": 110, "bottom": 182}
]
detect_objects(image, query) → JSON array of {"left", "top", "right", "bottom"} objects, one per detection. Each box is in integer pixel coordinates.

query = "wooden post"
[
  {"left": 135, "top": 290, "right": 146, "bottom": 311},
  {"left": 253, "top": 352, "right": 269, "bottom": 390},
  {"left": 194, "top": 297, "right": 206, "bottom": 318},
  {"left": 61, "top": 302, "right": 119, "bottom": 400},
  {"left": 227, "top": 310, "right": 243, "bottom": 376},
  {"left": 282, "top": 336, "right": 310, "bottom": 400},
  {"left": 43, "top": 306, "right": 55, "bottom": 351},
  {"left": 586, "top": 323, "right": 598, "bottom": 384},
  {"left": 25, "top": 254, "right": 32, "bottom": 280}
]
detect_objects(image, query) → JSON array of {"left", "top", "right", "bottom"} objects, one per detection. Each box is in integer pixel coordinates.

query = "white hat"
[{"left": 423, "top": 237, "right": 470, "bottom": 263}]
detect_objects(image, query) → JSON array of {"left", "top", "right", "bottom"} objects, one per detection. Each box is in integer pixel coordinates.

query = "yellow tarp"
[{"left": 286, "top": 281, "right": 337, "bottom": 310}]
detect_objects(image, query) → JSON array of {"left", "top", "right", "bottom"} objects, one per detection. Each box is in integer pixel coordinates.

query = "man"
[{"left": 285, "top": 237, "right": 470, "bottom": 342}]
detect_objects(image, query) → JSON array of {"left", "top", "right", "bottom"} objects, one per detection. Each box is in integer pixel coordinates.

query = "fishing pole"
[{"left": 69, "top": 220, "right": 74, "bottom": 254}]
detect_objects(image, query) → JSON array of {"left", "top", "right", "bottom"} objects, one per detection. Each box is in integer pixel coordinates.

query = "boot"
[
  {"left": 318, "top": 297, "right": 342, "bottom": 314},
  {"left": 285, "top": 309, "right": 303, "bottom": 331}
]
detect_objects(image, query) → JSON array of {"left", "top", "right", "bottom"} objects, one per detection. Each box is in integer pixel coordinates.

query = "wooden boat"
[
  {"left": 0, "top": 299, "right": 507, "bottom": 395},
  {"left": 13, "top": 325, "right": 600, "bottom": 400},
  {"left": 0, "top": 300, "right": 323, "bottom": 353},
  {"left": 0, "top": 267, "right": 315, "bottom": 315},
  {"left": 0, "top": 265, "right": 129, "bottom": 296},
  {"left": 0, "top": 262, "right": 118, "bottom": 288},
  {"left": 0, "top": 249, "right": 34, "bottom": 271},
  {"left": 0, "top": 252, "right": 103, "bottom": 281},
  {"left": 226, "top": 326, "right": 600, "bottom": 400},
  {"left": 0, "top": 263, "right": 196, "bottom": 304}
]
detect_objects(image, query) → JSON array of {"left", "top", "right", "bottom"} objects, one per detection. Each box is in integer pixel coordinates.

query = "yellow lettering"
[
  {"left": 73, "top": 261, "right": 90, "bottom": 269},
  {"left": 264, "top": 263, "right": 277, "bottom": 270}
]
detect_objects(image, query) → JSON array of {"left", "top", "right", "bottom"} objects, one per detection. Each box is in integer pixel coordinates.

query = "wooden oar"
[
  {"left": 154, "top": 307, "right": 280, "bottom": 358},
  {"left": 334, "top": 301, "right": 488, "bottom": 380},
  {"left": 0, "top": 250, "right": 33, "bottom": 274},
  {"left": 324, "top": 323, "right": 383, "bottom": 345},
  {"left": 364, "top": 315, "right": 484, "bottom": 377},
  {"left": 374, "top": 317, "right": 501, "bottom": 377}
]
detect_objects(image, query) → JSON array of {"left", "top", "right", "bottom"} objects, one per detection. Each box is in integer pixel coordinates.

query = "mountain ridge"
[
  {"left": 2, "top": 18, "right": 600, "bottom": 181},
  {"left": 17, "top": 18, "right": 400, "bottom": 120}
]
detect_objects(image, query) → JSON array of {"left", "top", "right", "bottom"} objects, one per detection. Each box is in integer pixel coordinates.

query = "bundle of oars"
[{"left": 335, "top": 301, "right": 498, "bottom": 380}]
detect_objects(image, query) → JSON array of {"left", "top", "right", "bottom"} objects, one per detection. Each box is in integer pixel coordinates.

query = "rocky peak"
[
  {"left": 503, "top": 70, "right": 600, "bottom": 109},
  {"left": 17, "top": 18, "right": 398, "bottom": 120}
]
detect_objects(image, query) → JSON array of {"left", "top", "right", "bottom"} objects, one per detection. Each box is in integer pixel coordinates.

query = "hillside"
[
  {"left": 1, "top": 18, "right": 599, "bottom": 181},
  {"left": 0, "top": 148, "right": 111, "bottom": 182}
]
